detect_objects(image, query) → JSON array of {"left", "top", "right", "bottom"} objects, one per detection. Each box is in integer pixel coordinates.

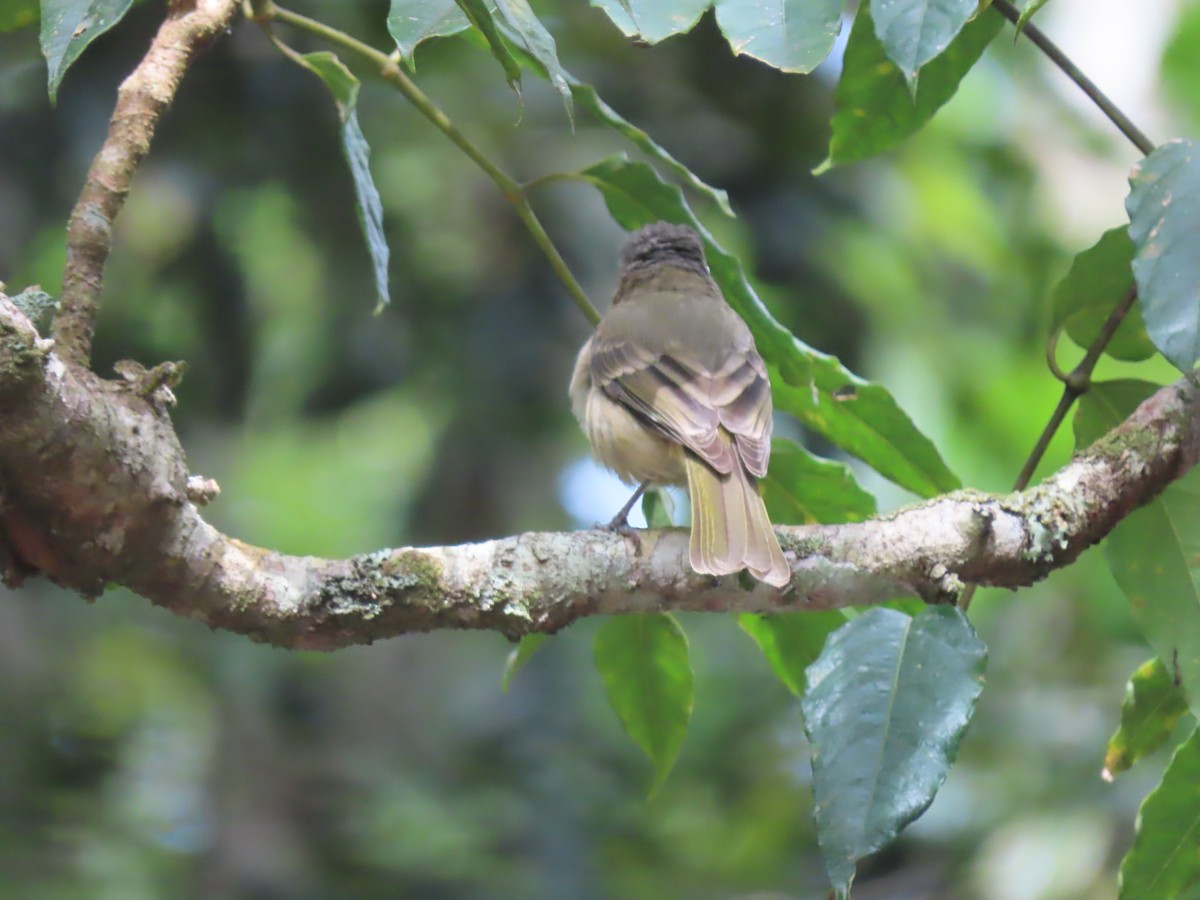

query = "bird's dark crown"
[{"left": 619, "top": 222, "right": 708, "bottom": 276}]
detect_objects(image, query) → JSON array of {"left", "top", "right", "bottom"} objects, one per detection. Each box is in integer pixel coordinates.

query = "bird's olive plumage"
[{"left": 570, "top": 223, "right": 789, "bottom": 587}]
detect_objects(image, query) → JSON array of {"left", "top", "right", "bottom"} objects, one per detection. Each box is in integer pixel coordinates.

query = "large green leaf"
[
  {"left": 1104, "top": 657, "right": 1192, "bottom": 780},
  {"left": 869, "top": 0, "right": 979, "bottom": 85},
  {"left": 387, "top": 0, "right": 471, "bottom": 65},
  {"left": 745, "top": 438, "right": 874, "bottom": 699},
  {"left": 494, "top": 29, "right": 733, "bottom": 215},
  {"left": 570, "top": 83, "right": 734, "bottom": 216},
  {"left": 595, "top": 613, "right": 693, "bottom": 795},
  {"left": 821, "top": 3, "right": 1001, "bottom": 169},
  {"left": 1075, "top": 380, "right": 1200, "bottom": 720},
  {"left": 712, "top": 0, "right": 843, "bottom": 74},
  {"left": 1118, "top": 725, "right": 1200, "bottom": 900},
  {"left": 1105, "top": 476, "right": 1200, "bottom": 718},
  {"left": 739, "top": 610, "right": 848, "bottom": 696},
  {"left": 493, "top": 0, "right": 572, "bottom": 120},
  {"left": 579, "top": 155, "right": 960, "bottom": 497},
  {"left": 768, "top": 362, "right": 959, "bottom": 498},
  {"left": 300, "top": 53, "right": 390, "bottom": 312},
  {"left": 1050, "top": 227, "right": 1155, "bottom": 361},
  {"left": 1126, "top": 139, "right": 1200, "bottom": 372},
  {"left": 761, "top": 437, "right": 877, "bottom": 527},
  {"left": 801, "top": 606, "right": 987, "bottom": 894},
  {"left": 456, "top": 0, "right": 523, "bottom": 94},
  {"left": 590, "top": 0, "right": 710, "bottom": 42},
  {"left": 39, "top": 0, "right": 135, "bottom": 102}
]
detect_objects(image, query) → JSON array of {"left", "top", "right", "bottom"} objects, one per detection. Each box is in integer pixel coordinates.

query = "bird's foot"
[
  {"left": 602, "top": 512, "right": 638, "bottom": 533},
  {"left": 598, "top": 480, "right": 650, "bottom": 533}
]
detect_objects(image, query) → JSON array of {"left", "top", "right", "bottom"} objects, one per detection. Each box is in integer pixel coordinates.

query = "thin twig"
[
  {"left": 53, "top": 0, "right": 242, "bottom": 366},
  {"left": 1044, "top": 329, "right": 1069, "bottom": 384},
  {"left": 256, "top": 1, "right": 601, "bottom": 325},
  {"left": 991, "top": 0, "right": 1155, "bottom": 155},
  {"left": 1011, "top": 286, "right": 1140, "bottom": 492},
  {"left": 1009, "top": 390, "right": 1076, "bottom": 495}
]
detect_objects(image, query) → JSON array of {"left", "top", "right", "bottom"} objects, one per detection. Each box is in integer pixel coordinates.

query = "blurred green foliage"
[{"left": 0, "top": 0, "right": 1195, "bottom": 897}]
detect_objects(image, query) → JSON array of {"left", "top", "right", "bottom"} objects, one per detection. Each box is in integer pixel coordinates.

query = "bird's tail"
[{"left": 684, "top": 455, "right": 789, "bottom": 587}]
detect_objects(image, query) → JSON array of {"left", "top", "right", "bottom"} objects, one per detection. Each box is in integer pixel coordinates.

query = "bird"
[{"left": 569, "top": 222, "right": 790, "bottom": 587}]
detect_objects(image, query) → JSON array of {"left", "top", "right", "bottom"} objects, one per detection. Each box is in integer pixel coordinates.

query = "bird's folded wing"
[
  {"left": 712, "top": 353, "right": 772, "bottom": 478},
  {"left": 590, "top": 338, "right": 773, "bottom": 477}
]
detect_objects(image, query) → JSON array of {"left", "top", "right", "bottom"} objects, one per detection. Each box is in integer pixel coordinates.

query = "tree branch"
[
  {"left": 13, "top": 3, "right": 1200, "bottom": 651},
  {"left": 52, "top": 0, "right": 242, "bottom": 366},
  {"left": 3, "top": 294, "right": 1198, "bottom": 649}
]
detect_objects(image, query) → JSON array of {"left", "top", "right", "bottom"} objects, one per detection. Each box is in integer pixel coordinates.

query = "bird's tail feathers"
[{"left": 684, "top": 455, "right": 789, "bottom": 587}]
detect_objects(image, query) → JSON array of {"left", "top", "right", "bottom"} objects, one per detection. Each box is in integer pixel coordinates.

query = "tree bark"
[{"left": 3, "top": 294, "right": 1198, "bottom": 649}]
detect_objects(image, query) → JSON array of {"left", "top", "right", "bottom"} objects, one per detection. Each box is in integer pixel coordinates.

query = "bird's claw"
[{"left": 598, "top": 515, "right": 637, "bottom": 534}]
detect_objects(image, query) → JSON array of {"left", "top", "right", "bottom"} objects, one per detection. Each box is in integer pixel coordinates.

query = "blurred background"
[{"left": 0, "top": 0, "right": 1197, "bottom": 896}]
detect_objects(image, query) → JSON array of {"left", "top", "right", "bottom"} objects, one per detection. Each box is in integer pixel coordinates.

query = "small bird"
[{"left": 570, "top": 222, "right": 790, "bottom": 587}]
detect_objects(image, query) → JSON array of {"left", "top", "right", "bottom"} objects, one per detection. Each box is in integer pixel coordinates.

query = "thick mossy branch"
[
  {"left": 3, "top": 295, "right": 1199, "bottom": 649},
  {"left": 24, "top": 0, "right": 1199, "bottom": 650}
]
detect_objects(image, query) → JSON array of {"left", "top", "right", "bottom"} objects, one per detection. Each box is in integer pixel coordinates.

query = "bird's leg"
[{"left": 606, "top": 481, "right": 650, "bottom": 530}]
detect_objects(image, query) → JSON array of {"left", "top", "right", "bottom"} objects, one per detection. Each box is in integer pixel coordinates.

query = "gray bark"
[{"left": 3, "top": 294, "right": 1198, "bottom": 650}]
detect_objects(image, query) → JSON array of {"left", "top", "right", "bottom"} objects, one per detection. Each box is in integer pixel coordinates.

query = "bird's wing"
[
  {"left": 590, "top": 338, "right": 773, "bottom": 477},
  {"left": 712, "top": 351, "right": 772, "bottom": 478}
]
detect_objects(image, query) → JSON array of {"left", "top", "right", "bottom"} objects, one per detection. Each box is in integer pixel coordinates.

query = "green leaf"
[
  {"left": 802, "top": 606, "right": 987, "bottom": 893},
  {"left": 493, "top": 0, "right": 572, "bottom": 120},
  {"left": 1050, "top": 228, "right": 1155, "bottom": 362},
  {"left": 1104, "top": 658, "right": 1192, "bottom": 780},
  {"left": 299, "top": 53, "right": 390, "bottom": 312},
  {"left": 588, "top": 0, "right": 637, "bottom": 36},
  {"left": 496, "top": 37, "right": 733, "bottom": 214},
  {"left": 769, "top": 365, "right": 959, "bottom": 498},
  {"left": 578, "top": 155, "right": 960, "bottom": 497},
  {"left": 39, "top": 0, "right": 135, "bottom": 102},
  {"left": 1127, "top": 138, "right": 1200, "bottom": 371},
  {"left": 302, "top": 52, "right": 358, "bottom": 107},
  {"left": 502, "top": 633, "right": 548, "bottom": 692},
  {"left": 387, "top": 0, "right": 471, "bottom": 66},
  {"left": 1076, "top": 381, "right": 1200, "bottom": 720},
  {"left": 870, "top": 0, "right": 978, "bottom": 85},
  {"left": 1118, "top": 725, "right": 1200, "bottom": 900},
  {"left": 739, "top": 609, "right": 848, "bottom": 696},
  {"left": 0, "top": 0, "right": 38, "bottom": 33},
  {"left": 761, "top": 438, "right": 877, "bottom": 526},
  {"left": 570, "top": 83, "right": 734, "bottom": 216},
  {"left": 590, "top": 0, "right": 710, "bottom": 42},
  {"left": 712, "top": 0, "right": 842, "bottom": 74},
  {"left": 641, "top": 488, "right": 676, "bottom": 528},
  {"left": 456, "top": 0, "right": 523, "bottom": 94},
  {"left": 821, "top": 3, "right": 1001, "bottom": 169},
  {"left": 1106, "top": 476, "right": 1200, "bottom": 720},
  {"left": 594, "top": 613, "right": 694, "bottom": 795},
  {"left": 1014, "top": 0, "right": 1050, "bottom": 39}
]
